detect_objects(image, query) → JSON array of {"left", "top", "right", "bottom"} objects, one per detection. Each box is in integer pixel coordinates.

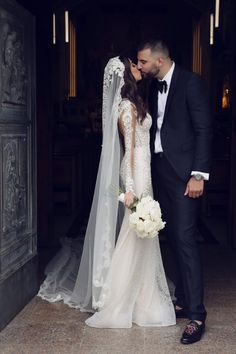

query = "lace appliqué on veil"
[{"left": 102, "top": 57, "right": 125, "bottom": 130}]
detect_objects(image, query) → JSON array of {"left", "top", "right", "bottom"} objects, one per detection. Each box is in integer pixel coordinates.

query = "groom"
[{"left": 137, "top": 40, "right": 212, "bottom": 344}]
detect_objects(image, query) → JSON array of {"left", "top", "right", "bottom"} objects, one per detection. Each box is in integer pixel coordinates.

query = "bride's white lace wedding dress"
[{"left": 85, "top": 99, "right": 176, "bottom": 328}]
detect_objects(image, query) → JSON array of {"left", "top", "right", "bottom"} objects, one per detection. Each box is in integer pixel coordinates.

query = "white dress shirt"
[{"left": 154, "top": 62, "right": 209, "bottom": 180}]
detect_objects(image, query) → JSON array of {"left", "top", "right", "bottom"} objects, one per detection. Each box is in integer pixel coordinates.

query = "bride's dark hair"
[{"left": 119, "top": 54, "right": 147, "bottom": 123}]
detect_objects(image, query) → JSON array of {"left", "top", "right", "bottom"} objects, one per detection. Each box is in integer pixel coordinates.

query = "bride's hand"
[{"left": 124, "top": 191, "right": 135, "bottom": 208}]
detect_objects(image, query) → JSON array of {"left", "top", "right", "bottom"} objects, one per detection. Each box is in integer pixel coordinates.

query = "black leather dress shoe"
[
  {"left": 181, "top": 320, "right": 205, "bottom": 344},
  {"left": 175, "top": 307, "right": 188, "bottom": 318}
]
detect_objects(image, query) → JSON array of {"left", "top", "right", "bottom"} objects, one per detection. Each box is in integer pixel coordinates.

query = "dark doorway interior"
[{"left": 17, "top": 0, "right": 236, "bottom": 288}]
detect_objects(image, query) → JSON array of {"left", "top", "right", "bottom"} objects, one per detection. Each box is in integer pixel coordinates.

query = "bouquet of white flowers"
[{"left": 118, "top": 194, "right": 166, "bottom": 239}]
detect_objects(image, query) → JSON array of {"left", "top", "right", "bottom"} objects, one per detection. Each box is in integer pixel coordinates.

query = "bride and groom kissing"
[{"left": 38, "top": 39, "right": 212, "bottom": 345}]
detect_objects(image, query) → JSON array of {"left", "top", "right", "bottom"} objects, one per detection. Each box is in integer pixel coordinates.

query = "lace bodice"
[{"left": 118, "top": 99, "right": 152, "bottom": 196}]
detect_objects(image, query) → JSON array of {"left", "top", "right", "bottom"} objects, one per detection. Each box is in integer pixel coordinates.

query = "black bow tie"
[{"left": 157, "top": 80, "right": 167, "bottom": 94}]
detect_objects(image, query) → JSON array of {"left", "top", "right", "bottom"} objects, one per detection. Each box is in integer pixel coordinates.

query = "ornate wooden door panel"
[{"left": 0, "top": 0, "right": 37, "bottom": 330}]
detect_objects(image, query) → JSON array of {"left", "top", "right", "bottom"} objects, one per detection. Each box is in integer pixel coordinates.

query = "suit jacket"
[{"left": 149, "top": 65, "right": 213, "bottom": 182}]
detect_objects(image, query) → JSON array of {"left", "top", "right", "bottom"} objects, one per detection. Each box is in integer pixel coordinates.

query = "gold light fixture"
[
  {"left": 192, "top": 22, "right": 202, "bottom": 74},
  {"left": 222, "top": 78, "right": 230, "bottom": 109}
]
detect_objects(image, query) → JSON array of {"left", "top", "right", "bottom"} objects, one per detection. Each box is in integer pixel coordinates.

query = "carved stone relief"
[
  {"left": 2, "top": 136, "right": 28, "bottom": 247},
  {"left": 0, "top": 2, "right": 36, "bottom": 287},
  {"left": 1, "top": 20, "right": 27, "bottom": 108},
  {"left": 1, "top": 240, "right": 29, "bottom": 275}
]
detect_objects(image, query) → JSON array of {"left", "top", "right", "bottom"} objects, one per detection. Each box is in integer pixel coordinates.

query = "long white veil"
[{"left": 38, "top": 57, "right": 125, "bottom": 312}]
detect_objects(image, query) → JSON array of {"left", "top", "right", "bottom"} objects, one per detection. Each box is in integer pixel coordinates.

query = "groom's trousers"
[{"left": 152, "top": 152, "right": 207, "bottom": 322}]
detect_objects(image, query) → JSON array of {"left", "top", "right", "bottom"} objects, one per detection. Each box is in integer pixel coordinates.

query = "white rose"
[
  {"left": 137, "top": 203, "right": 151, "bottom": 220},
  {"left": 141, "top": 195, "right": 153, "bottom": 204},
  {"left": 150, "top": 207, "right": 161, "bottom": 222},
  {"left": 118, "top": 193, "right": 125, "bottom": 203},
  {"left": 136, "top": 219, "right": 145, "bottom": 233},
  {"left": 129, "top": 212, "right": 139, "bottom": 226},
  {"left": 155, "top": 200, "right": 162, "bottom": 210},
  {"left": 149, "top": 200, "right": 157, "bottom": 209},
  {"left": 144, "top": 219, "right": 156, "bottom": 234},
  {"left": 147, "top": 230, "right": 158, "bottom": 239}
]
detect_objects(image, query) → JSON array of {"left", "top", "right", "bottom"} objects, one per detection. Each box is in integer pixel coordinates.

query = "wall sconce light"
[
  {"left": 53, "top": 13, "right": 56, "bottom": 45},
  {"left": 210, "top": 13, "right": 214, "bottom": 45},
  {"left": 215, "top": 0, "right": 220, "bottom": 28},
  {"left": 65, "top": 10, "right": 69, "bottom": 43}
]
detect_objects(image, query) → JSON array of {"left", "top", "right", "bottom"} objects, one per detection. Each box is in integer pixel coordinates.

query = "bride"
[{"left": 38, "top": 55, "right": 176, "bottom": 328}]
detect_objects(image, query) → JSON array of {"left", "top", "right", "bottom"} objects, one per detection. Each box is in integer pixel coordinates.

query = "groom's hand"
[{"left": 184, "top": 177, "right": 204, "bottom": 198}]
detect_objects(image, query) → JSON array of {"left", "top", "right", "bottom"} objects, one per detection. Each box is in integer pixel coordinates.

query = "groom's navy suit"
[{"left": 150, "top": 64, "right": 212, "bottom": 321}]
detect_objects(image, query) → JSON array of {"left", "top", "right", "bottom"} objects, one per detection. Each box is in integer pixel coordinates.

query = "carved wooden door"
[{"left": 0, "top": 0, "right": 37, "bottom": 330}]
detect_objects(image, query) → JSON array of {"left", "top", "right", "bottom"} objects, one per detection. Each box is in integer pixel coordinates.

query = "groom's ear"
[
  {"left": 157, "top": 56, "right": 165, "bottom": 67},
  {"left": 156, "top": 57, "right": 162, "bottom": 66}
]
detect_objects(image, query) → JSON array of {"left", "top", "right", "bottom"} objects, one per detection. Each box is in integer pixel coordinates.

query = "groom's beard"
[{"left": 141, "top": 67, "right": 160, "bottom": 79}]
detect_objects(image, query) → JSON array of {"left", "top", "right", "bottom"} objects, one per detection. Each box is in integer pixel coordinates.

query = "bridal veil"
[{"left": 38, "top": 57, "right": 126, "bottom": 312}]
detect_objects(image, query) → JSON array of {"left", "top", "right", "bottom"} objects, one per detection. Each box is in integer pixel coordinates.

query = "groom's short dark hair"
[{"left": 138, "top": 39, "right": 170, "bottom": 58}]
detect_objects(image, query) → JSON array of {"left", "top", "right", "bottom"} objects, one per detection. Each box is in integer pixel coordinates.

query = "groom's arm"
[
  {"left": 184, "top": 73, "right": 213, "bottom": 198},
  {"left": 186, "top": 73, "right": 213, "bottom": 175}
]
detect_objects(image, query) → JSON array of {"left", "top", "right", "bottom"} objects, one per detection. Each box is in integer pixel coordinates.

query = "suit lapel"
[
  {"left": 148, "top": 79, "right": 158, "bottom": 151},
  {"left": 149, "top": 79, "right": 158, "bottom": 119},
  {"left": 163, "top": 65, "right": 180, "bottom": 120},
  {"left": 148, "top": 65, "right": 181, "bottom": 152}
]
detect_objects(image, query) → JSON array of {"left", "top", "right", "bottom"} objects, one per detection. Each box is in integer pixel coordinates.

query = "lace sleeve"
[{"left": 118, "top": 102, "right": 137, "bottom": 194}]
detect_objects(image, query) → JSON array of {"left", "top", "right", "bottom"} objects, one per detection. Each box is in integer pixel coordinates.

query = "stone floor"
[{"left": 0, "top": 216, "right": 236, "bottom": 354}]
